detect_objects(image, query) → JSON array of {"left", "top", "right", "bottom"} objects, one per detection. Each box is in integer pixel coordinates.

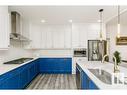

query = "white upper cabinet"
[
  {"left": 46, "top": 27, "right": 53, "bottom": 48},
  {"left": 23, "top": 24, "right": 71, "bottom": 49},
  {"left": 87, "top": 23, "right": 100, "bottom": 40},
  {"left": 72, "top": 23, "right": 87, "bottom": 48},
  {"left": 64, "top": 25, "right": 72, "bottom": 48},
  {"left": 29, "top": 23, "right": 42, "bottom": 49},
  {"left": 72, "top": 23, "right": 106, "bottom": 48},
  {"left": 0, "top": 6, "right": 10, "bottom": 50},
  {"left": 40, "top": 24, "right": 72, "bottom": 49},
  {"left": 52, "top": 25, "right": 65, "bottom": 49},
  {"left": 87, "top": 23, "right": 106, "bottom": 40},
  {"left": 40, "top": 26, "right": 47, "bottom": 48},
  {"left": 22, "top": 21, "right": 106, "bottom": 49},
  {"left": 22, "top": 19, "right": 30, "bottom": 39},
  {"left": 72, "top": 24, "right": 80, "bottom": 48}
]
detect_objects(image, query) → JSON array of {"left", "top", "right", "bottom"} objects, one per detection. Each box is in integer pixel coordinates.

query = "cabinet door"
[
  {"left": 53, "top": 31, "right": 64, "bottom": 48},
  {"left": 72, "top": 24, "right": 88, "bottom": 48},
  {"left": 29, "top": 24, "right": 41, "bottom": 48},
  {"left": 35, "top": 59, "right": 40, "bottom": 74},
  {"left": 6, "top": 73, "right": 20, "bottom": 89},
  {"left": 89, "top": 79, "right": 99, "bottom": 89},
  {"left": 79, "top": 26, "right": 87, "bottom": 48},
  {"left": 0, "top": 69, "right": 20, "bottom": 89},
  {"left": 62, "top": 58, "right": 72, "bottom": 73},
  {"left": 39, "top": 58, "right": 72, "bottom": 74},
  {"left": 28, "top": 62, "right": 37, "bottom": 81},
  {"left": 72, "top": 24, "right": 80, "bottom": 47},
  {"left": 39, "top": 58, "right": 54, "bottom": 73},
  {"left": 64, "top": 25, "right": 71, "bottom": 48},
  {"left": 87, "top": 23, "right": 100, "bottom": 40},
  {"left": 41, "top": 27, "right": 47, "bottom": 48},
  {"left": 0, "top": 6, "right": 9, "bottom": 49},
  {"left": 46, "top": 28, "right": 53, "bottom": 48},
  {"left": 81, "top": 71, "right": 99, "bottom": 90},
  {"left": 52, "top": 25, "right": 65, "bottom": 48},
  {"left": 19, "top": 65, "right": 29, "bottom": 88},
  {"left": 81, "top": 71, "right": 88, "bottom": 89}
]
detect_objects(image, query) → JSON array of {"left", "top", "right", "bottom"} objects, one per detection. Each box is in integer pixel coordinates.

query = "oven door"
[{"left": 76, "top": 64, "right": 82, "bottom": 89}]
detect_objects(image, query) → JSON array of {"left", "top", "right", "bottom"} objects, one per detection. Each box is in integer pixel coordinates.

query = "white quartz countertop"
[
  {"left": 0, "top": 57, "right": 72, "bottom": 76},
  {"left": 0, "top": 57, "right": 39, "bottom": 76},
  {"left": 77, "top": 59, "right": 127, "bottom": 89}
]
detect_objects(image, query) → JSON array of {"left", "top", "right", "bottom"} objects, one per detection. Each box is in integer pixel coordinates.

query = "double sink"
[{"left": 88, "top": 68, "right": 127, "bottom": 85}]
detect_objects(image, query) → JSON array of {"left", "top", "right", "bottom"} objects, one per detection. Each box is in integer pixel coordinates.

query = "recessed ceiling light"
[
  {"left": 97, "top": 20, "right": 101, "bottom": 22},
  {"left": 41, "top": 19, "right": 46, "bottom": 23},
  {"left": 69, "top": 20, "right": 73, "bottom": 23}
]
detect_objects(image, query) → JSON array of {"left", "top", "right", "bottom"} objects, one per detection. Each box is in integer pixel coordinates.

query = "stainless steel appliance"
[
  {"left": 73, "top": 48, "right": 87, "bottom": 57},
  {"left": 76, "top": 64, "right": 82, "bottom": 89},
  {"left": 88, "top": 40, "right": 107, "bottom": 61},
  {"left": 10, "top": 11, "right": 30, "bottom": 41}
]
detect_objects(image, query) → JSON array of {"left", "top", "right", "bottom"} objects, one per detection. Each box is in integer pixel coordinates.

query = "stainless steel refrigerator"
[{"left": 88, "top": 40, "right": 107, "bottom": 61}]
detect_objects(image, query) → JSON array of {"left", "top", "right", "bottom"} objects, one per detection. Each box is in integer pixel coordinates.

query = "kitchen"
[{"left": 0, "top": 5, "right": 127, "bottom": 90}]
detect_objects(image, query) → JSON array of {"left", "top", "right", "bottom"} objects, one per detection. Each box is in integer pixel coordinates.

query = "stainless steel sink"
[
  {"left": 88, "top": 69, "right": 112, "bottom": 84},
  {"left": 88, "top": 69, "right": 127, "bottom": 85}
]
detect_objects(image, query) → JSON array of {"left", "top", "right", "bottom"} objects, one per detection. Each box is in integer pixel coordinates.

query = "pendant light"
[
  {"left": 117, "top": 5, "right": 120, "bottom": 38},
  {"left": 99, "top": 9, "right": 104, "bottom": 41}
]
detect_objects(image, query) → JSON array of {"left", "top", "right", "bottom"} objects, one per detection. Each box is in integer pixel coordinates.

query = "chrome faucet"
[
  {"left": 102, "top": 54, "right": 108, "bottom": 63},
  {"left": 113, "top": 56, "right": 120, "bottom": 73}
]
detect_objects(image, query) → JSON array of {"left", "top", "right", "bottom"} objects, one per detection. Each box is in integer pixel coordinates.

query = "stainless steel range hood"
[{"left": 10, "top": 11, "right": 30, "bottom": 41}]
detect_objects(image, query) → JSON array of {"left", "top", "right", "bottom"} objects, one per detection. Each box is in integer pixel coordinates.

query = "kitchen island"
[{"left": 76, "top": 59, "right": 127, "bottom": 89}]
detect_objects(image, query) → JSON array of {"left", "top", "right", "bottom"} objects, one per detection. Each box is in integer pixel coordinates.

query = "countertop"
[
  {"left": 0, "top": 57, "right": 39, "bottom": 76},
  {"left": 77, "top": 59, "right": 127, "bottom": 89},
  {"left": 1, "top": 56, "right": 127, "bottom": 89},
  {"left": 0, "top": 56, "right": 72, "bottom": 76}
]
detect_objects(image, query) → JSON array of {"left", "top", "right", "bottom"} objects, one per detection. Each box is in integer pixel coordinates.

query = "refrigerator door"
[{"left": 88, "top": 40, "right": 107, "bottom": 61}]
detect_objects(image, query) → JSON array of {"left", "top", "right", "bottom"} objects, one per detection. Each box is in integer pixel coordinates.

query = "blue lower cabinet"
[
  {"left": 81, "top": 71, "right": 88, "bottom": 89},
  {"left": 81, "top": 71, "right": 99, "bottom": 90},
  {"left": 39, "top": 58, "right": 72, "bottom": 74},
  {"left": 76, "top": 64, "right": 99, "bottom": 90},
  {"left": 35, "top": 59, "right": 40, "bottom": 74},
  {"left": 0, "top": 59, "right": 40, "bottom": 89},
  {"left": 19, "top": 66, "right": 29, "bottom": 88},
  {"left": 89, "top": 79, "right": 99, "bottom": 89},
  {"left": 6, "top": 73, "right": 20, "bottom": 89},
  {"left": 28, "top": 62, "right": 35, "bottom": 82},
  {"left": 0, "top": 68, "right": 20, "bottom": 89}
]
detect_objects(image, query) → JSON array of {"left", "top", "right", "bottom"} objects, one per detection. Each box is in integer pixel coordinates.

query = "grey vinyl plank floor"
[{"left": 26, "top": 74, "right": 77, "bottom": 90}]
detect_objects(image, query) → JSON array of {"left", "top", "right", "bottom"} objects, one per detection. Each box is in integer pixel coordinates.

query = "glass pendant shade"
[{"left": 117, "top": 23, "right": 120, "bottom": 38}]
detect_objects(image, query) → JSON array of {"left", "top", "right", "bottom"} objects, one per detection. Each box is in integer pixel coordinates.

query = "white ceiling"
[{"left": 9, "top": 6, "right": 127, "bottom": 24}]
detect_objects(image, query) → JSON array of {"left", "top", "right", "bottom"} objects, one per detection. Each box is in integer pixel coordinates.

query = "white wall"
[
  {"left": 106, "top": 11, "right": 127, "bottom": 61},
  {"left": 0, "top": 41, "right": 34, "bottom": 63}
]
